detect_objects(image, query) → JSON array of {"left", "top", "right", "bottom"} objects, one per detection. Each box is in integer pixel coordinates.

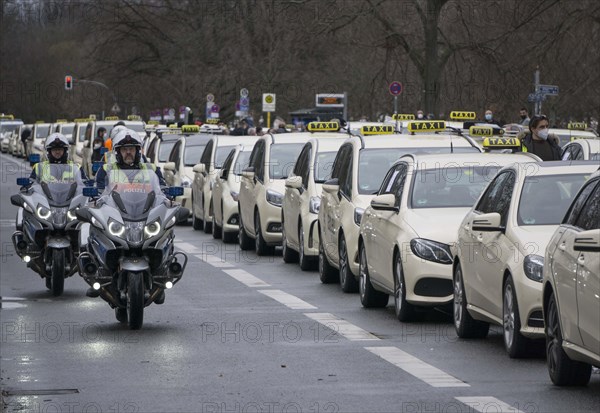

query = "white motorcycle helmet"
[
  {"left": 44, "top": 133, "right": 70, "bottom": 163},
  {"left": 112, "top": 128, "right": 143, "bottom": 167}
]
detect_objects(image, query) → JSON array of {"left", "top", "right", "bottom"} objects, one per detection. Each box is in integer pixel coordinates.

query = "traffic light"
[{"left": 64, "top": 75, "right": 73, "bottom": 90}]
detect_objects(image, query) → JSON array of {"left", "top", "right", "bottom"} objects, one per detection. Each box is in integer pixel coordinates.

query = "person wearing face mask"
[
  {"left": 91, "top": 136, "right": 105, "bottom": 163},
  {"left": 484, "top": 109, "right": 497, "bottom": 124},
  {"left": 416, "top": 110, "right": 425, "bottom": 120},
  {"left": 519, "top": 115, "right": 561, "bottom": 161}
]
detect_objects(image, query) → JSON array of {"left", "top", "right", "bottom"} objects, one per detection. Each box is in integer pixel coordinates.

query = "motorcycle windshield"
[
  {"left": 103, "top": 168, "right": 164, "bottom": 219},
  {"left": 33, "top": 164, "right": 84, "bottom": 206}
]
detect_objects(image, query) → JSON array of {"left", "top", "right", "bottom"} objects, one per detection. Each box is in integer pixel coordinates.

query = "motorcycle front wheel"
[
  {"left": 127, "top": 272, "right": 145, "bottom": 330},
  {"left": 51, "top": 249, "right": 65, "bottom": 296}
]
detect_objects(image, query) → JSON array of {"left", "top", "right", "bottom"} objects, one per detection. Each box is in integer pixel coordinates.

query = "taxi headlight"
[
  {"left": 266, "top": 189, "right": 283, "bottom": 207},
  {"left": 144, "top": 220, "right": 161, "bottom": 238},
  {"left": 36, "top": 205, "right": 51, "bottom": 220},
  {"left": 523, "top": 254, "right": 544, "bottom": 282},
  {"left": 410, "top": 238, "right": 452, "bottom": 264},
  {"left": 108, "top": 219, "right": 125, "bottom": 237},
  {"left": 181, "top": 175, "right": 192, "bottom": 187},
  {"left": 309, "top": 196, "right": 321, "bottom": 214},
  {"left": 353, "top": 207, "right": 365, "bottom": 226}
]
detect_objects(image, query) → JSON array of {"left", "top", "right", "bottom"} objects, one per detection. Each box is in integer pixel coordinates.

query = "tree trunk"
[{"left": 422, "top": 0, "right": 444, "bottom": 116}]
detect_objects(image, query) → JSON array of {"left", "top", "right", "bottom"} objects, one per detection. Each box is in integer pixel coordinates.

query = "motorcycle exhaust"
[
  {"left": 78, "top": 252, "right": 98, "bottom": 277},
  {"left": 168, "top": 261, "right": 183, "bottom": 276},
  {"left": 12, "top": 231, "right": 28, "bottom": 252}
]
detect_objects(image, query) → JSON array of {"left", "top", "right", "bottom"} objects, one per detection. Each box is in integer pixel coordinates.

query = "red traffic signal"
[{"left": 64, "top": 75, "right": 73, "bottom": 90}]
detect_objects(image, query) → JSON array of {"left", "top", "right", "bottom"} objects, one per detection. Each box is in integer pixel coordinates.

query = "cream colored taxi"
[
  {"left": 543, "top": 170, "right": 600, "bottom": 386},
  {"left": 29, "top": 121, "right": 52, "bottom": 158},
  {"left": 211, "top": 144, "right": 254, "bottom": 243},
  {"left": 561, "top": 138, "right": 600, "bottom": 161},
  {"left": 238, "top": 132, "right": 311, "bottom": 255},
  {"left": 318, "top": 121, "right": 482, "bottom": 292},
  {"left": 453, "top": 161, "right": 599, "bottom": 358},
  {"left": 358, "top": 152, "right": 536, "bottom": 320},
  {"left": 70, "top": 118, "right": 92, "bottom": 165},
  {"left": 191, "top": 135, "right": 257, "bottom": 233},
  {"left": 551, "top": 122, "right": 598, "bottom": 147},
  {"left": 282, "top": 127, "right": 348, "bottom": 270}
]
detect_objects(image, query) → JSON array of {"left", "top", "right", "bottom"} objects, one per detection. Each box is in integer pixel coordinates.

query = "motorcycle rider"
[{"left": 30, "top": 133, "right": 88, "bottom": 181}]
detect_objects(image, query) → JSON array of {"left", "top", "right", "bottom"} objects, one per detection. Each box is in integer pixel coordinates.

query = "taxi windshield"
[
  {"left": 60, "top": 125, "right": 75, "bottom": 143},
  {"left": 35, "top": 125, "right": 50, "bottom": 139},
  {"left": 233, "top": 151, "right": 251, "bottom": 175},
  {"left": 517, "top": 174, "right": 588, "bottom": 225},
  {"left": 269, "top": 143, "right": 304, "bottom": 180},
  {"left": 315, "top": 151, "right": 337, "bottom": 183},
  {"left": 215, "top": 146, "right": 235, "bottom": 168},
  {"left": 33, "top": 164, "right": 84, "bottom": 206},
  {"left": 410, "top": 166, "right": 500, "bottom": 209},
  {"left": 77, "top": 125, "right": 87, "bottom": 142},
  {"left": 103, "top": 169, "right": 164, "bottom": 218}
]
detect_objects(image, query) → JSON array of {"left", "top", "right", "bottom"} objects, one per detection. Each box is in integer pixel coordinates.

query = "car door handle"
[
  {"left": 558, "top": 242, "right": 566, "bottom": 251},
  {"left": 577, "top": 255, "right": 585, "bottom": 265},
  {"left": 476, "top": 234, "right": 483, "bottom": 242}
]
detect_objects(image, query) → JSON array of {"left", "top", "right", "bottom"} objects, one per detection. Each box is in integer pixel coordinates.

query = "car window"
[
  {"left": 158, "top": 141, "right": 176, "bottom": 163},
  {"left": 35, "top": 125, "right": 50, "bottom": 139},
  {"left": 332, "top": 144, "right": 351, "bottom": 180},
  {"left": 268, "top": 143, "right": 304, "bottom": 180},
  {"left": 574, "top": 182, "right": 600, "bottom": 230},
  {"left": 565, "top": 180, "right": 597, "bottom": 226},
  {"left": 561, "top": 145, "right": 574, "bottom": 161},
  {"left": 233, "top": 151, "right": 252, "bottom": 176},
  {"left": 338, "top": 149, "right": 353, "bottom": 198},
  {"left": 168, "top": 140, "right": 181, "bottom": 163},
  {"left": 215, "top": 146, "right": 235, "bottom": 168},
  {"left": 314, "top": 151, "right": 337, "bottom": 183},
  {"left": 357, "top": 148, "right": 407, "bottom": 195},
  {"left": 184, "top": 144, "right": 207, "bottom": 167},
  {"left": 201, "top": 140, "right": 214, "bottom": 168},
  {"left": 476, "top": 171, "right": 512, "bottom": 214},
  {"left": 254, "top": 141, "right": 265, "bottom": 182},
  {"left": 219, "top": 149, "right": 235, "bottom": 177},
  {"left": 77, "top": 125, "right": 87, "bottom": 142},
  {"left": 293, "top": 144, "right": 311, "bottom": 177},
  {"left": 518, "top": 174, "right": 589, "bottom": 226},
  {"left": 410, "top": 165, "right": 501, "bottom": 209}
]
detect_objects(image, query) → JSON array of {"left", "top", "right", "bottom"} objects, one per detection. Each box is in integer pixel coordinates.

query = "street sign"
[
  {"left": 207, "top": 93, "right": 215, "bottom": 102},
  {"left": 240, "top": 88, "right": 249, "bottom": 98},
  {"left": 211, "top": 104, "right": 220, "bottom": 113},
  {"left": 262, "top": 93, "right": 276, "bottom": 112},
  {"left": 240, "top": 97, "right": 249, "bottom": 113},
  {"left": 389, "top": 81, "right": 403, "bottom": 96},
  {"left": 538, "top": 85, "right": 559, "bottom": 96},
  {"left": 111, "top": 103, "right": 121, "bottom": 113}
]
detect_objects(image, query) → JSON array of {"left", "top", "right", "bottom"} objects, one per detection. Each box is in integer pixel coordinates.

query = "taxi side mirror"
[
  {"left": 163, "top": 162, "right": 176, "bottom": 171},
  {"left": 573, "top": 230, "right": 600, "bottom": 252},
  {"left": 193, "top": 164, "right": 206, "bottom": 174},
  {"left": 471, "top": 212, "right": 505, "bottom": 232},
  {"left": 242, "top": 167, "right": 255, "bottom": 180},
  {"left": 370, "top": 194, "right": 399, "bottom": 212},
  {"left": 285, "top": 175, "right": 302, "bottom": 190},
  {"left": 322, "top": 178, "right": 339, "bottom": 194}
]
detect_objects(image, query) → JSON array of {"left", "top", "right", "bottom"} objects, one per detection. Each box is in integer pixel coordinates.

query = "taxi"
[
  {"left": 7, "top": 123, "right": 26, "bottom": 157},
  {"left": 211, "top": 144, "right": 255, "bottom": 242},
  {"left": 0, "top": 114, "right": 23, "bottom": 153},
  {"left": 13, "top": 123, "right": 32, "bottom": 158},
  {"left": 358, "top": 152, "right": 536, "bottom": 318},
  {"left": 238, "top": 131, "right": 313, "bottom": 255},
  {"left": 146, "top": 125, "right": 182, "bottom": 170},
  {"left": 470, "top": 126, "right": 524, "bottom": 154},
  {"left": 191, "top": 135, "right": 258, "bottom": 233},
  {"left": 29, "top": 121, "right": 52, "bottom": 158},
  {"left": 70, "top": 118, "right": 93, "bottom": 165},
  {"left": 561, "top": 137, "right": 600, "bottom": 161},
  {"left": 453, "top": 161, "right": 599, "bottom": 358},
  {"left": 162, "top": 125, "right": 212, "bottom": 212},
  {"left": 282, "top": 123, "right": 348, "bottom": 270},
  {"left": 543, "top": 170, "right": 600, "bottom": 386},
  {"left": 550, "top": 122, "right": 598, "bottom": 147},
  {"left": 142, "top": 120, "right": 162, "bottom": 154},
  {"left": 318, "top": 121, "right": 482, "bottom": 292}
]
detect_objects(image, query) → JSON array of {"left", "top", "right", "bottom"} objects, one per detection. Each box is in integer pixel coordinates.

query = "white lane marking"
[
  {"left": 223, "top": 269, "right": 270, "bottom": 287},
  {"left": 259, "top": 290, "right": 317, "bottom": 310},
  {"left": 365, "top": 346, "right": 469, "bottom": 387},
  {"left": 0, "top": 219, "right": 14, "bottom": 227},
  {"left": 177, "top": 242, "right": 203, "bottom": 254},
  {"left": 195, "top": 254, "right": 235, "bottom": 268},
  {"left": 455, "top": 397, "right": 523, "bottom": 413},
  {"left": 305, "top": 313, "right": 379, "bottom": 341}
]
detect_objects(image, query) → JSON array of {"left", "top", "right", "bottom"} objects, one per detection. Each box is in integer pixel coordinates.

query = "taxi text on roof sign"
[
  {"left": 206, "top": 118, "right": 220, "bottom": 124},
  {"left": 147, "top": 120, "right": 160, "bottom": 125},
  {"left": 407, "top": 121, "right": 446, "bottom": 133},
  {"left": 168, "top": 124, "right": 179, "bottom": 129},
  {"left": 105, "top": 116, "right": 119, "bottom": 121},
  {"left": 361, "top": 125, "right": 395, "bottom": 135},
  {"left": 469, "top": 125, "right": 494, "bottom": 137},
  {"left": 181, "top": 125, "right": 200, "bottom": 133},
  {"left": 482, "top": 137, "right": 521, "bottom": 148},
  {"left": 392, "top": 114, "right": 415, "bottom": 121},
  {"left": 74, "top": 118, "right": 92, "bottom": 123},
  {"left": 307, "top": 121, "right": 340, "bottom": 132},
  {"left": 449, "top": 111, "right": 476, "bottom": 120},
  {"left": 568, "top": 122, "right": 587, "bottom": 130},
  {"left": 127, "top": 115, "right": 142, "bottom": 121}
]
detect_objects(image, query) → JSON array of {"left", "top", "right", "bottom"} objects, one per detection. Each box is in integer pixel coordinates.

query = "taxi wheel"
[
  {"left": 255, "top": 212, "right": 273, "bottom": 256},
  {"left": 339, "top": 236, "right": 358, "bottom": 293},
  {"left": 546, "top": 292, "right": 592, "bottom": 386},
  {"left": 359, "top": 243, "right": 389, "bottom": 308},
  {"left": 299, "top": 223, "right": 316, "bottom": 271},
  {"left": 238, "top": 210, "right": 254, "bottom": 251},
  {"left": 393, "top": 253, "right": 415, "bottom": 322},
  {"left": 282, "top": 218, "right": 298, "bottom": 263},
  {"left": 203, "top": 199, "right": 212, "bottom": 234},
  {"left": 212, "top": 214, "right": 222, "bottom": 239},
  {"left": 503, "top": 276, "right": 532, "bottom": 358},
  {"left": 319, "top": 231, "right": 339, "bottom": 284},
  {"left": 453, "top": 263, "right": 489, "bottom": 338}
]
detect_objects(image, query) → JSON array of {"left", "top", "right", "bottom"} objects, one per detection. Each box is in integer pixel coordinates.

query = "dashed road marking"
[
  {"left": 455, "top": 397, "right": 523, "bottom": 412},
  {"left": 176, "top": 242, "right": 203, "bottom": 254},
  {"left": 305, "top": 313, "right": 379, "bottom": 341},
  {"left": 223, "top": 269, "right": 270, "bottom": 287},
  {"left": 195, "top": 254, "right": 235, "bottom": 268},
  {"left": 259, "top": 289, "right": 317, "bottom": 310},
  {"left": 365, "top": 346, "right": 469, "bottom": 387}
]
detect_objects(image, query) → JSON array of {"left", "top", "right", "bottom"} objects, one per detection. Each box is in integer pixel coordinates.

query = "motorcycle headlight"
[
  {"left": 410, "top": 238, "right": 452, "bottom": 264},
  {"left": 36, "top": 205, "right": 51, "bottom": 220},
  {"left": 181, "top": 175, "right": 192, "bottom": 187},
  {"left": 266, "top": 189, "right": 283, "bottom": 207},
  {"left": 523, "top": 254, "right": 544, "bottom": 283},
  {"left": 144, "top": 220, "right": 161, "bottom": 238},
  {"left": 354, "top": 207, "right": 365, "bottom": 226},
  {"left": 230, "top": 190, "right": 239, "bottom": 202},
  {"left": 108, "top": 219, "right": 125, "bottom": 237},
  {"left": 67, "top": 209, "right": 77, "bottom": 221},
  {"left": 309, "top": 196, "right": 321, "bottom": 214}
]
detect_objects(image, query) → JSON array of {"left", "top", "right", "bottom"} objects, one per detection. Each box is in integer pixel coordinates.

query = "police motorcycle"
[
  {"left": 11, "top": 154, "right": 88, "bottom": 296},
  {"left": 76, "top": 166, "right": 189, "bottom": 330}
]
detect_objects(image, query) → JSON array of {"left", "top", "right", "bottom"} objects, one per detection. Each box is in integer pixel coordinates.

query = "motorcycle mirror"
[
  {"left": 16, "top": 177, "right": 31, "bottom": 186},
  {"left": 167, "top": 186, "right": 184, "bottom": 197},
  {"left": 92, "top": 162, "right": 103, "bottom": 173},
  {"left": 28, "top": 154, "right": 41, "bottom": 166},
  {"left": 83, "top": 187, "right": 99, "bottom": 198},
  {"left": 75, "top": 208, "right": 91, "bottom": 222},
  {"left": 10, "top": 194, "right": 23, "bottom": 207},
  {"left": 176, "top": 208, "right": 190, "bottom": 223}
]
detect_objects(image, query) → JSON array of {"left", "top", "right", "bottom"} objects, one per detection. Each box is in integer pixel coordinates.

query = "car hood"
[
  {"left": 404, "top": 207, "right": 471, "bottom": 244},
  {"left": 509, "top": 225, "right": 557, "bottom": 254}
]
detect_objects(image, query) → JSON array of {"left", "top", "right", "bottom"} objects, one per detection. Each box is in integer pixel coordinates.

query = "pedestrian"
[
  {"left": 20, "top": 126, "right": 31, "bottom": 158},
  {"left": 484, "top": 109, "right": 497, "bottom": 124},
  {"left": 518, "top": 107, "right": 530, "bottom": 126},
  {"left": 518, "top": 114, "right": 561, "bottom": 161},
  {"left": 416, "top": 110, "right": 425, "bottom": 120}
]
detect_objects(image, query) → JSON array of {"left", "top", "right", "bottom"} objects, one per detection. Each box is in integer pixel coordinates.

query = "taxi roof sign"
[
  {"left": 307, "top": 121, "right": 340, "bottom": 132},
  {"left": 168, "top": 124, "right": 179, "bottom": 129},
  {"left": 147, "top": 120, "right": 160, "bottom": 125},
  {"left": 407, "top": 121, "right": 446, "bottom": 133},
  {"left": 482, "top": 137, "right": 521, "bottom": 149},
  {"left": 568, "top": 122, "right": 587, "bottom": 130},
  {"left": 74, "top": 118, "right": 92, "bottom": 123},
  {"left": 392, "top": 114, "right": 415, "bottom": 121},
  {"left": 127, "top": 115, "right": 142, "bottom": 121},
  {"left": 0, "top": 114, "right": 15, "bottom": 120},
  {"left": 450, "top": 111, "right": 476, "bottom": 120},
  {"left": 105, "top": 116, "right": 119, "bottom": 121},
  {"left": 361, "top": 125, "right": 395, "bottom": 135},
  {"left": 35, "top": 120, "right": 45, "bottom": 124},
  {"left": 205, "top": 118, "right": 220, "bottom": 124},
  {"left": 469, "top": 125, "right": 496, "bottom": 137},
  {"left": 55, "top": 119, "right": 68, "bottom": 123},
  {"left": 181, "top": 125, "right": 200, "bottom": 133}
]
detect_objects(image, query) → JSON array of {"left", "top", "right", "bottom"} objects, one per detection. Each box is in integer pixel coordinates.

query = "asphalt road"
[{"left": 1, "top": 152, "right": 598, "bottom": 413}]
